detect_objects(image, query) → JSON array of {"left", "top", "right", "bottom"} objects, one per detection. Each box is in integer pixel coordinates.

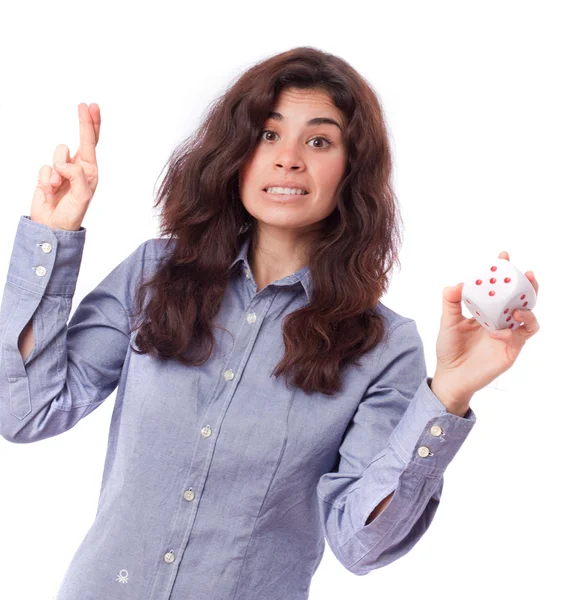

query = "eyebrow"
[{"left": 267, "top": 111, "right": 343, "bottom": 133}]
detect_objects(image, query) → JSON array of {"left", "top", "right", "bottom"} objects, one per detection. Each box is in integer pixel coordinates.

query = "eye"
[
  {"left": 259, "top": 130, "right": 334, "bottom": 149},
  {"left": 308, "top": 136, "right": 333, "bottom": 149}
]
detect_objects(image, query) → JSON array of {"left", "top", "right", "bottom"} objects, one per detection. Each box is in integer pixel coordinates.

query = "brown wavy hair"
[{"left": 129, "top": 46, "right": 404, "bottom": 396}]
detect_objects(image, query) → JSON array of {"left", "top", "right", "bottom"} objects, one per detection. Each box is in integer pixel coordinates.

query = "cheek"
[
  {"left": 238, "top": 152, "right": 260, "bottom": 186},
  {"left": 317, "top": 169, "right": 343, "bottom": 196},
  {"left": 316, "top": 154, "right": 346, "bottom": 189}
]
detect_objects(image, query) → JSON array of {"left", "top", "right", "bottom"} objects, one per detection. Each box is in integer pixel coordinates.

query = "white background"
[{"left": 0, "top": 1, "right": 578, "bottom": 598}]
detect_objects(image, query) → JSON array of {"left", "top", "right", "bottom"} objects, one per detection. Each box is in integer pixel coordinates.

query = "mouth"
[{"left": 262, "top": 189, "right": 309, "bottom": 203}]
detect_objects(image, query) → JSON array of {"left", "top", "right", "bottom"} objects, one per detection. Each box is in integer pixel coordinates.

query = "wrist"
[{"left": 430, "top": 373, "right": 472, "bottom": 417}]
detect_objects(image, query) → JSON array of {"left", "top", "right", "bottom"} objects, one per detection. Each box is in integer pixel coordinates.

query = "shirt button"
[
  {"left": 430, "top": 425, "right": 443, "bottom": 437},
  {"left": 34, "top": 266, "right": 47, "bottom": 276},
  {"left": 164, "top": 550, "right": 175, "bottom": 564},
  {"left": 245, "top": 268, "right": 251, "bottom": 279},
  {"left": 200, "top": 425, "right": 212, "bottom": 438},
  {"left": 224, "top": 369, "right": 234, "bottom": 381},
  {"left": 40, "top": 242, "right": 52, "bottom": 253},
  {"left": 417, "top": 446, "right": 432, "bottom": 458},
  {"left": 246, "top": 312, "right": 257, "bottom": 324},
  {"left": 183, "top": 489, "right": 195, "bottom": 501}
]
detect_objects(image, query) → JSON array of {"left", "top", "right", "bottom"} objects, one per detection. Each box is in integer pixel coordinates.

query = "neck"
[{"left": 248, "top": 226, "right": 312, "bottom": 292}]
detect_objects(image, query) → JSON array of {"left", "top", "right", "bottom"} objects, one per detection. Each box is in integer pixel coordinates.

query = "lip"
[
  {"left": 263, "top": 183, "right": 309, "bottom": 193},
  {"left": 262, "top": 189, "right": 309, "bottom": 203}
]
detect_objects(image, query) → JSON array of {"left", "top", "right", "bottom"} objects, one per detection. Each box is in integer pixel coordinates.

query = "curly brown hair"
[{"left": 129, "top": 46, "right": 404, "bottom": 396}]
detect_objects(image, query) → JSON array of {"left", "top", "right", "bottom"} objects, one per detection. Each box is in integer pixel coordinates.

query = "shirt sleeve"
[
  {"left": 0, "top": 215, "right": 149, "bottom": 444},
  {"left": 316, "top": 318, "right": 476, "bottom": 576}
]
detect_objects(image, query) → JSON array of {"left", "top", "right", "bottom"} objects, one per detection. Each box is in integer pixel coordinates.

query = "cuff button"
[
  {"left": 418, "top": 446, "right": 433, "bottom": 458},
  {"left": 430, "top": 425, "right": 444, "bottom": 437}
]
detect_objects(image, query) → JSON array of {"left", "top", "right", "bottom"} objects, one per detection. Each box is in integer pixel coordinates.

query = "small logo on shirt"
[{"left": 116, "top": 569, "right": 129, "bottom": 584}]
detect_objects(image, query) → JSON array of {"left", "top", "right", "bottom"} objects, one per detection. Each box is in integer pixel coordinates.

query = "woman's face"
[{"left": 238, "top": 87, "right": 348, "bottom": 235}]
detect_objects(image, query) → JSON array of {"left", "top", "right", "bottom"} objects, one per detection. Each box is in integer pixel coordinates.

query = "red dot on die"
[
  {"left": 509, "top": 323, "right": 514, "bottom": 329},
  {"left": 503, "top": 308, "right": 509, "bottom": 314},
  {"left": 491, "top": 266, "right": 497, "bottom": 271},
  {"left": 476, "top": 311, "right": 481, "bottom": 316},
  {"left": 490, "top": 278, "right": 496, "bottom": 284},
  {"left": 504, "top": 277, "right": 511, "bottom": 283},
  {"left": 520, "top": 294, "right": 526, "bottom": 300},
  {"left": 489, "top": 291, "right": 495, "bottom": 296},
  {"left": 484, "top": 322, "right": 489, "bottom": 327},
  {"left": 506, "top": 317, "right": 511, "bottom": 322},
  {"left": 523, "top": 301, "right": 528, "bottom": 307},
  {"left": 476, "top": 279, "right": 482, "bottom": 285}
]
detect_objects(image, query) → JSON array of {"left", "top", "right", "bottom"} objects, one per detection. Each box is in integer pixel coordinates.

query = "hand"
[
  {"left": 30, "top": 103, "right": 101, "bottom": 231},
  {"left": 432, "top": 250, "right": 541, "bottom": 410}
]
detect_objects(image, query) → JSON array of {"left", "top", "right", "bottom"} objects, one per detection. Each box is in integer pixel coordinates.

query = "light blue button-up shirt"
[{"left": 0, "top": 215, "right": 476, "bottom": 599}]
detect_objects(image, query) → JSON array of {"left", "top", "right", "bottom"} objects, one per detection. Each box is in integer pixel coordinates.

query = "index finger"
[
  {"left": 526, "top": 271, "right": 539, "bottom": 296},
  {"left": 77, "top": 102, "right": 99, "bottom": 164},
  {"left": 88, "top": 103, "right": 101, "bottom": 143}
]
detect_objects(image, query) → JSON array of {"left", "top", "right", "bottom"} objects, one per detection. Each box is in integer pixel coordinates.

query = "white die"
[{"left": 461, "top": 258, "right": 537, "bottom": 331}]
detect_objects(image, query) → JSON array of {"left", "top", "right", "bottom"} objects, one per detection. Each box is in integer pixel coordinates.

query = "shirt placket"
[{"left": 146, "top": 286, "right": 279, "bottom": 600}]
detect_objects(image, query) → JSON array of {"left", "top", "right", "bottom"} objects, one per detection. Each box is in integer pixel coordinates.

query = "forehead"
[{"left": 269, "top": 87, "right": 343, "bottom": 125}]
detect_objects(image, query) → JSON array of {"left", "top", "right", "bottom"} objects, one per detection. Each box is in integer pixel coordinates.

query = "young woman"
[{"left": 0, "top": 46, "right": 539, "bottom": 600}]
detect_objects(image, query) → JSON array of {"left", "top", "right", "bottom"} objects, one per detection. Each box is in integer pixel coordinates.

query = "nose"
[
  {"left": 275, "top": 162, "right": 302, "bottom": 170},
  {"left": 274, "top": 153, "right": 305, "bottom": 170},
  {"left": 274, "top": 142, "right": 305, "bottom": 170}
]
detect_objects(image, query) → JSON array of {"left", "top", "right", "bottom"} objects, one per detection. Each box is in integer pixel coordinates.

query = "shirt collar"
[{"left": 229, "top": 235, "right": 313, "bottom": 302}]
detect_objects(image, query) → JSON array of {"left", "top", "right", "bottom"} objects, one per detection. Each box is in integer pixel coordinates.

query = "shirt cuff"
[
  {"left": 338, "top": 375, "right": 477, "bottom": 564},
  {"left": 349, "top": 375, "right": 476, "bottom": 533},
  {"left": 354, "top": 375, "right": 476, "bottom": 528},
  {"left": 390, "top": 375, "right": 476, "bottom": 477},
  {"left": 6, "top": 215, "right": 86, "bottom": 296}
]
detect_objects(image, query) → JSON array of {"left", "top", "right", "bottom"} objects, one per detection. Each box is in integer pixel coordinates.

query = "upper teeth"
[{"left": 265, "top": 187, "right": 307, "bottom": 195}]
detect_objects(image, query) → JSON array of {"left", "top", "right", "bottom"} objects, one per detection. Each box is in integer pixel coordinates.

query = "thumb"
[
  {"left": 54, "top": 161, "right": 92, "bottom": 201},
  {"left": 440, "top": 282, "right": 465, "bottom": 328}
]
